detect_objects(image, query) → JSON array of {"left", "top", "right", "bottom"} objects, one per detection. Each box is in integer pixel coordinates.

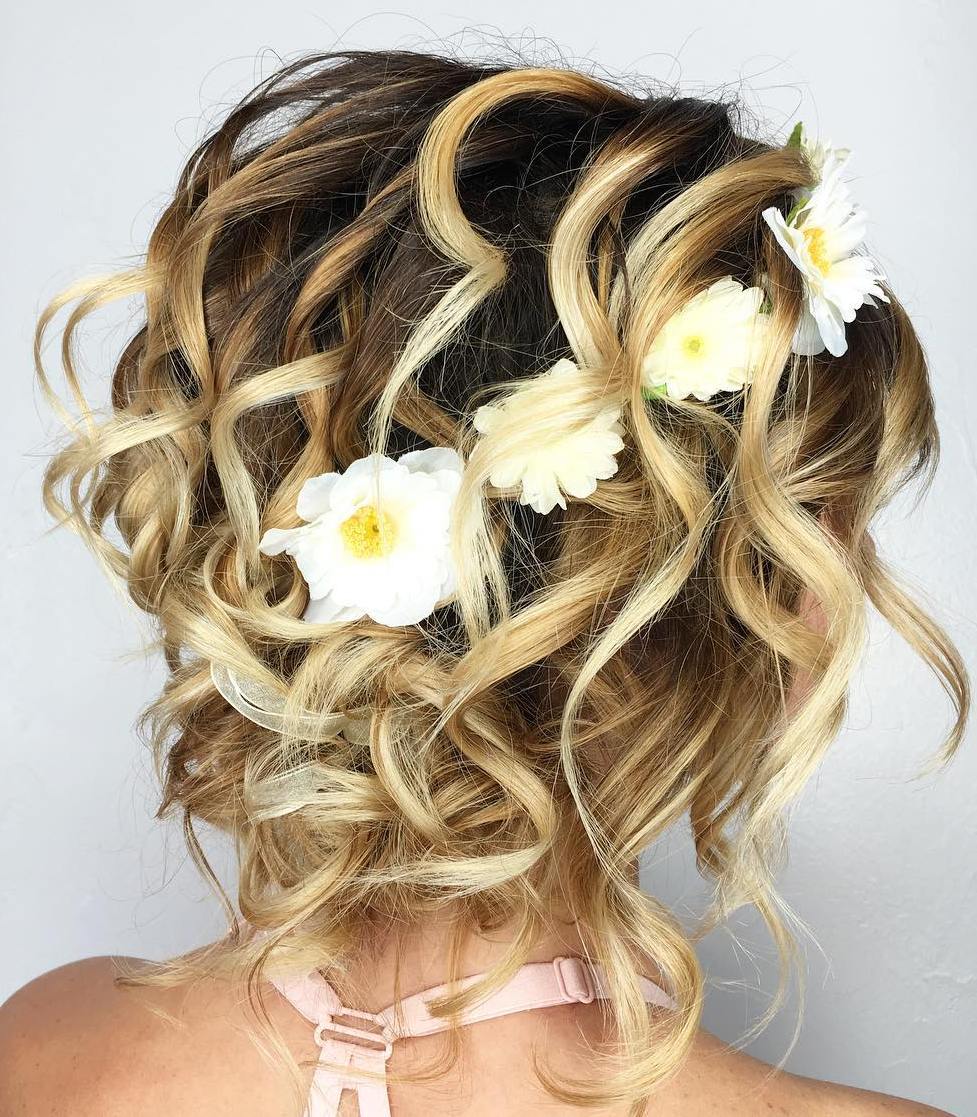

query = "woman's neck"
[{"left": 330, "top": 868, "right": 651, "bottom": 1012}]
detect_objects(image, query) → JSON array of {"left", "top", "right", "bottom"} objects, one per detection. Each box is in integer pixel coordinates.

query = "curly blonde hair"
[{"left": 37, "top": 50, "right": 968, "bottom": 1112}]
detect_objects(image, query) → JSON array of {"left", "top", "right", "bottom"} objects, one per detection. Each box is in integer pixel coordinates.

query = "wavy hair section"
[{"left": 36, "top": 51, "right": 968, "bottom": 1111}]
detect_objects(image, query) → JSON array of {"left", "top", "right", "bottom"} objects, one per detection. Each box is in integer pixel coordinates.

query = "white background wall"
[{"left": 2, "top": 1, "right": 975, "bottom": 1112}]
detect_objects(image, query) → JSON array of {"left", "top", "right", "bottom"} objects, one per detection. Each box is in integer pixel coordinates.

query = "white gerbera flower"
[
  {"left": 763, "top": 137, "right": 888, "bottom": 358},
  {"left": 640, "top": 277, "right": 770, "bottom": 402},
  {"left": 473, "top": 358, "right": 625, "bottom": 515},
  {"left": 789, "top": 121, "right": 850, "bottom": 186},
  {"left": 259, "top": 448, "right": 462, "bottom": 627}
]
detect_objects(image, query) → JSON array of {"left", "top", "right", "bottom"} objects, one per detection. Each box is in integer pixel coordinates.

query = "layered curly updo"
[{"left": 37, "top": 50, "right": 967, "bottom": 1110}]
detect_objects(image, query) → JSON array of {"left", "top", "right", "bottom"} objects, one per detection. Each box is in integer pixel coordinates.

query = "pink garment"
[{"left": 270, "top": 956, "right": 675, "bottom": 1117}]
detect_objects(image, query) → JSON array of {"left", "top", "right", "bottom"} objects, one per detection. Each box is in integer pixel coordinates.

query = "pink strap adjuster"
[
  {"left": 552, "top": 956, "right": 595, "bottom": 1004},
  {"left": 313, "top": 1006, "right": 394, "bottom": 1061}
]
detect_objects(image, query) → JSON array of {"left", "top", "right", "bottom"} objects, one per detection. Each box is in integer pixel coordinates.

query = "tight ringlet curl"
[{"left": 37, "top": 50, "right": 968, "bottom": 1112}]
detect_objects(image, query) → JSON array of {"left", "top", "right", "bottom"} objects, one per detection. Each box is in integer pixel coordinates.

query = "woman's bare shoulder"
[
  {"left": 0, "top": 954, "right": 312, "bottom": 1116},
  {"left": 0, "top": 956, "right": 955, "bottom": 1117},
  {"left": 647, "top": 1028, "right": 955, "bottom": 1117}
]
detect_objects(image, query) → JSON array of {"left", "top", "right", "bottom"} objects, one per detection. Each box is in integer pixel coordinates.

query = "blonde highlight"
[{"left": 36, "top": 50, "right": 968, "bottom": 1112}]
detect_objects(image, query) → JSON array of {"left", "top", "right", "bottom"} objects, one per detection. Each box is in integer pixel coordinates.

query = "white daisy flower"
[
  {"left": 259, "top": 447, "right": 462, "bottom": 627},
  {"left": 473, "top": 358, "right": 625, "bottom": 516},
  {"left": 640, "top": 277, "right": 770, "bottom": 402},
  {"left": 788, "top": 121, "right": 850, "bottom": 186},
  {"left": 763, "top": 138, "right": 888, "bottom": 358}
]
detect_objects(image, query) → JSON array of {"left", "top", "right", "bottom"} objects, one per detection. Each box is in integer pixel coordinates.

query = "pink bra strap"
[
  {"left": 270, "top": 958, "right": 674, "bottom": 1117},
  {"left": 379, "top": 956, "right": 674, "bottom": 1037}
]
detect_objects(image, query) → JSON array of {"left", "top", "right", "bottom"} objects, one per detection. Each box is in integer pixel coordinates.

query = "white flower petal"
[
  {"left": 559, "top": 467, "right": 602, "bottom": 499},
  {"left": 520, "top": 460, "right": 567, "bottom": 514},
  {"left": 474, "top": 359, "right": 624, "bottom": 514},
  {"left": 259, "top": 525, "right": 306, "bottom": 556},
  {"left": 340, "top": 453, "right": 403, "bottom": 483},
  {"left": 400, "top": 446, "right": 463, "bottom": 480},
  {"left": 304, "top": 594, "right": 365, "bottom": 625},
  {"left": 810, "top": 295, "right": 848, "bottom": 357},
  {"left": 824, "top": 210, "right": 867, "bottom": 259},
  {"left": 766, "top": 142, "right": 886, "bottom": 359},
  {"left": 791, "top": 308, "right": 827, "bottom": 356},
  {"left": 296, "top": 472, "right": 343, "bottom": 521},
  {"left": 265, "top": 448, "right": 462, "bottom": 629},
  {"left": 472, "top": 403, "right": 499, "bottom": 435},
  {"left": 368, "top": 583, "right": 444, "bottom": 627},
  {"left": 762, "top": 208, "right": 809, "bottom": 276},
  {"left": 488, "top": 459, "right": 525, "bottom": 490},
  {"left": 641, "top": 276, "right": 769, "bottom": 402},
  {"left": 802, "top": 138, "right": 851, "bottom": 181}
]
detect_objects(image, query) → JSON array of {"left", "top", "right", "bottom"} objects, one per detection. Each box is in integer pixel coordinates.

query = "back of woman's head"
[{"left": 38, "top": 49, "right": 967, "bottom": 1106}]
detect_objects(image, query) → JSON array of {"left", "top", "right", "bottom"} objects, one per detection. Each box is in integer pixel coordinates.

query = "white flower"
[
  {"left": 259, "top": 448, "right": 462, "bottom": 627},
  {"left": 473, "top": 358, "right": 624, "bottom": 515},
  {"left": 785, "top": 122, "right": 850, "bottom": 196},
  {"left": 640, "top": 277, "right": 770, "bottom": 402},
  {"left": 763, "top": 142, "right": 888, "bottom": 358},
  {"left": 799, "top": 136, "right": 850, "bottom": 184}
]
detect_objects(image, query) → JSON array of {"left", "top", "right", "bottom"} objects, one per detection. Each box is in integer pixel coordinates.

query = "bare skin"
[{"left": 0, "top": 912, "right": 953, "bottom": 1117}]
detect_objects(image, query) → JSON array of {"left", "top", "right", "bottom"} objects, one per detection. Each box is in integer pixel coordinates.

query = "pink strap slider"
[
  {"left": 313, "top": 1006, "right": 394, "bottom": 1061},
  {"left": 552, "top": 956, "right": 595, "bottom": 1004}
]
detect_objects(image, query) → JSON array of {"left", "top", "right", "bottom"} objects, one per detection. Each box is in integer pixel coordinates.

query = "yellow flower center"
[
  {"left": 682, "top": 334, "right": 706, "bottom": 358},
  {"left": 339, "top": 504, "right": 397, "bottom": 558},
  {"left": 802, "top": 225, "right": 831, "bottom": 274}
]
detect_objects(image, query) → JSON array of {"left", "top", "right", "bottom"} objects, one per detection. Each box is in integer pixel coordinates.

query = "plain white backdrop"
[{"left": 2, "top": 1, "right": 975, "bottom": 1112}]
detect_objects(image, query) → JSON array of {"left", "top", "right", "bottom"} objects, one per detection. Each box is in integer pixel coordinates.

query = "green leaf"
[
  {"left": 786, "top": 121, "right": 804, "bottom": 149},
  {"left": 785, "top": 196, "right": 808, "bottom": 225},
  {"left": 641, "top": 383, "right": 668, "bottom": 401}
]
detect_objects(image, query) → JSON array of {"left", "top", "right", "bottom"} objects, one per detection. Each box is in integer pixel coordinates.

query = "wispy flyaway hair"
[{"left": 36, "top": 50, "right": 968, "bottom": 1112}]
